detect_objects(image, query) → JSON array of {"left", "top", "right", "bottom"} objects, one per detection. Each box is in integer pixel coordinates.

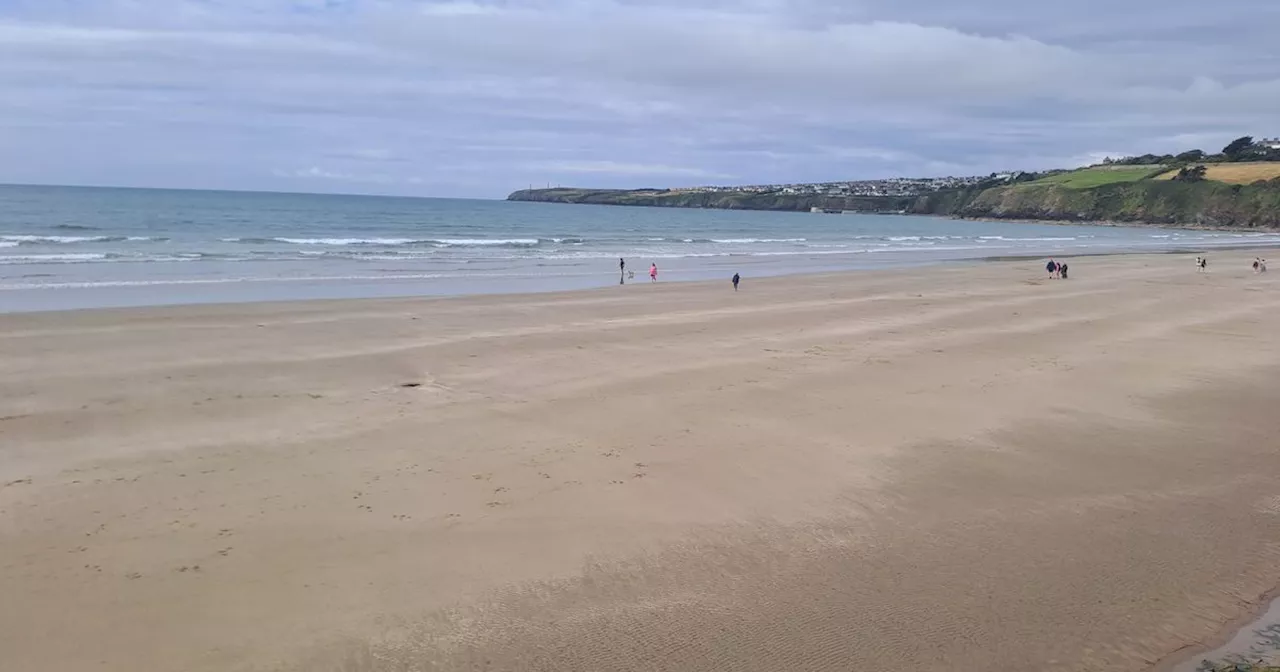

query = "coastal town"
[{"left": 670, "top": 173, "right": 1020, "bottom": 197}]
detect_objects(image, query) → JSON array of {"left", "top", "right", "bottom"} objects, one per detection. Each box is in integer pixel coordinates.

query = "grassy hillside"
[
  {"left": 1153, "top": 162, "right": 1280, "bottom": 184},
  {"left": 1029, "top": 165, "right": 1163, "bottom": 189},
  {"left": 948, "top": 179, "right": 1280, "bottom": 227},
  {"left": 509, "top": 163, "right": 1280, "bottom": 229}
]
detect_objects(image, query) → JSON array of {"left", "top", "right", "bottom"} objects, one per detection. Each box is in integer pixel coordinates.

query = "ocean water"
[{"left": 3, "top": 184, "right": 1279, "bottom": 312}]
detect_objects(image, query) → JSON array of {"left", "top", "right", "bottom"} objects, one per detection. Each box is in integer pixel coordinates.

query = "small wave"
[
  {"left": 0, "top": 241, "right": 17, "bottom": 248},
  {"left": 222, "top": 236, "right": 541, "bottom": 248},
  {"left": 51, "top": 224, "right": 101, "bottom": 231},
  {"left": 1, "top": 234, "right": 122, "bottom": 244},
  {"left": 0, "top": 253, "right": 110, "bottom": 264},
  {"left": 887, "top": 236, "right": 921, "bottom": 242},
  {"left": 433, "top": 238, "right": 539, "bottom": 247},
  {"left": 1, "top": 234, "right": 167, "bottom": 244},
  {"left": 710, "top": 238, "right": 807, "bottom": 244},
  {"left": 979, "top": 236, "right": 1077, "bottom": 242},
  {"left": 275, "top": 237, "right": 417, "bottom": 246}
]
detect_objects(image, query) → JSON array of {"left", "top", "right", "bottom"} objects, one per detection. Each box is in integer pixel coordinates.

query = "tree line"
[{"left": 1103, "top": 136, "right": 1280, "bottom": 167}]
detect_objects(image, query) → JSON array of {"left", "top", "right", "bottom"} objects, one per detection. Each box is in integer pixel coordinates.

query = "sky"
[{"left": 1, "top": 1, "right": 1278, "bottom": 198}]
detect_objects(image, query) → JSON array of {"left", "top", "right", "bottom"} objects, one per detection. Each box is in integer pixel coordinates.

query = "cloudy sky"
[{"left": 1, "top": 1, "right": 1278, "bottom": 198}]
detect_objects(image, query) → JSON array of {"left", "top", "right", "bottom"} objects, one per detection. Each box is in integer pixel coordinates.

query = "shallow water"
[{"left": 1176, "top": 597, "right": 1280, "bottom": 671}]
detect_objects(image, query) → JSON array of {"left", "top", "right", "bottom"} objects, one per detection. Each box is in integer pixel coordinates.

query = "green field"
[{"left": 1029, "top": 166, "right": 1160, "bottom": 189}]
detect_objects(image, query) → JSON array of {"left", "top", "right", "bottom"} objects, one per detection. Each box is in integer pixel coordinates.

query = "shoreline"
[
  {"left": 5, "top": 248, "right": 1280, "bottom": 671},
  {"left": 7, "top": 241, "right": 1277, "bottom": 316},
  {"left": 1156, "top": 590, "right": 1280, "bottom": 671}
]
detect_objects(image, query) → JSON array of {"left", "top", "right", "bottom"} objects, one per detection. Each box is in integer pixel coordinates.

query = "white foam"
[
  {"left": 710, "top": 238, "right": 807, "bottom": 244},
  {"left": 274, "top": 237, "right": 416, "bottom": 246},
  {"left": 0, "top": 235, "right": 111, "bottom": 244},
  {"left": 432, "top": 238, "right": 539, "bottom": 247},
  {"left": 980, "top": 236, "right": 1077, "bottom": 242},
  {"left": 0, "top": 253, "right": 109, "bottom": 264}
]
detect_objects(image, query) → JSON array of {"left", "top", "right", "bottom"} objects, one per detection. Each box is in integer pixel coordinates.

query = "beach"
[{"left": 4, "top": 249, "right": 1280, "bottom": 671}]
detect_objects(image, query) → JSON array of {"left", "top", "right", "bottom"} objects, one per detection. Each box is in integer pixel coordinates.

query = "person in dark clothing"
[
  {"left": 732, "top": 273, "right": 740, "bottom": 291},
  {"left": 1046, "top": 259, "right": 1058, "bottom": 278},
  {"left": 1059, "top": 263, "right": 1068, "bottom": 279}
]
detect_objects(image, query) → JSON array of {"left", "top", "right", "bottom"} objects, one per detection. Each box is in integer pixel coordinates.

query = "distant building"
[{"left": 1262, "top": 138, "right": 1280, "bottom": 150}]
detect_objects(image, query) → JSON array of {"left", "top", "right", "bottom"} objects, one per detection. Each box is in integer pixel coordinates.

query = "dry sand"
[{"left": 4, "top": 250, "right": 1280, "bottom": 671}]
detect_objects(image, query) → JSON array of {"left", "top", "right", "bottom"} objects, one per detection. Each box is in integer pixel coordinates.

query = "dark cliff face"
[
  {"left": 506, "top": 188, "right": 912, "bottom": 213},
  {"left": 508, "top": 180, "right": 1280, "bottom": 229}
]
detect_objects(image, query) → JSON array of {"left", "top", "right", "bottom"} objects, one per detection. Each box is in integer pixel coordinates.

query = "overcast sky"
[{"left": 1, "top": 1, "right": 1278, "bottom": 198}]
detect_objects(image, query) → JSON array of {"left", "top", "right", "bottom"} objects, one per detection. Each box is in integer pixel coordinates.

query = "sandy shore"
[{"left": 4, "top": 250, "right": 1280, "bottom": 671}]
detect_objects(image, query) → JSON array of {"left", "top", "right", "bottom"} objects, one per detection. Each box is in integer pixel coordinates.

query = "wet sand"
[{"left": 3, "top": 250, "right": 1280, "bottom": 671}]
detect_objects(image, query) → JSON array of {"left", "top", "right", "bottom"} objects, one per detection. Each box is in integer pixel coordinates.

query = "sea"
[{"left": 3, "top": 184, "right": 1279, "bottom": 313}]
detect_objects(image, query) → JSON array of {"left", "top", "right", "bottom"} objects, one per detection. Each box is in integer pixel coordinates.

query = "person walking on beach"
[
  {"left": 732, "top": 272, "right": 740, "bottom": 291},
  {"left": 1046, "top": 259, "right": 1058, "bottom": 279},
  {"left": 1059, "top": 263, "right": 1068, "bottom": 280},
  {"left": 1198, "top": 256, "right": 1207, "bottom": 273},
  {"left": 619, "top": 258, "right": 626, "bottom": 285},
  {"left": 650, "top": 263, "right": 658, "bottom": 283}
]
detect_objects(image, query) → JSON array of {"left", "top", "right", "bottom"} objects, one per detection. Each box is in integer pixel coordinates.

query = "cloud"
[
  {"left": 0, "top": 0, "right": 1277, "bottom": 196},
  {"left": 530, "top": 161, "right": 733, "bottom": 179},
  {"left": 273, "top": 166, "right": 423, "bottom": 185}
]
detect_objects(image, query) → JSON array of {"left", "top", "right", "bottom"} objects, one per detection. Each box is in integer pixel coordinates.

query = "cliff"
[
  {"left": 942, "top": 180, "right": 1280, "bottom": 228},
  {"left": 509, "top": 179, "right": 1280, "bottom": 229},
  {"left": 506, "top": 188, "right": 912, "bottom": 213}
]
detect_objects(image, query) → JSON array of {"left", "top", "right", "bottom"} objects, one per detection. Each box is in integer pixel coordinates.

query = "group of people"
[
  {"left": 1254, "top": 257, "right": 1268, "bottom": 273},
  {"left": 1195, "top": 256, "right": 1209, "bottom": 272},
  {"left": 619, "top": 258, "right": 741, "bottom": 291},
  {"left": 1045, "top": 259, "right": 1069, "bottom": 280}
]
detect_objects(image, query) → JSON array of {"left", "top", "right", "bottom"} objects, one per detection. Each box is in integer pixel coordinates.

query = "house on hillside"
[{"left": 1262, "top": 138, "right": 1280, "bottom": 150}]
